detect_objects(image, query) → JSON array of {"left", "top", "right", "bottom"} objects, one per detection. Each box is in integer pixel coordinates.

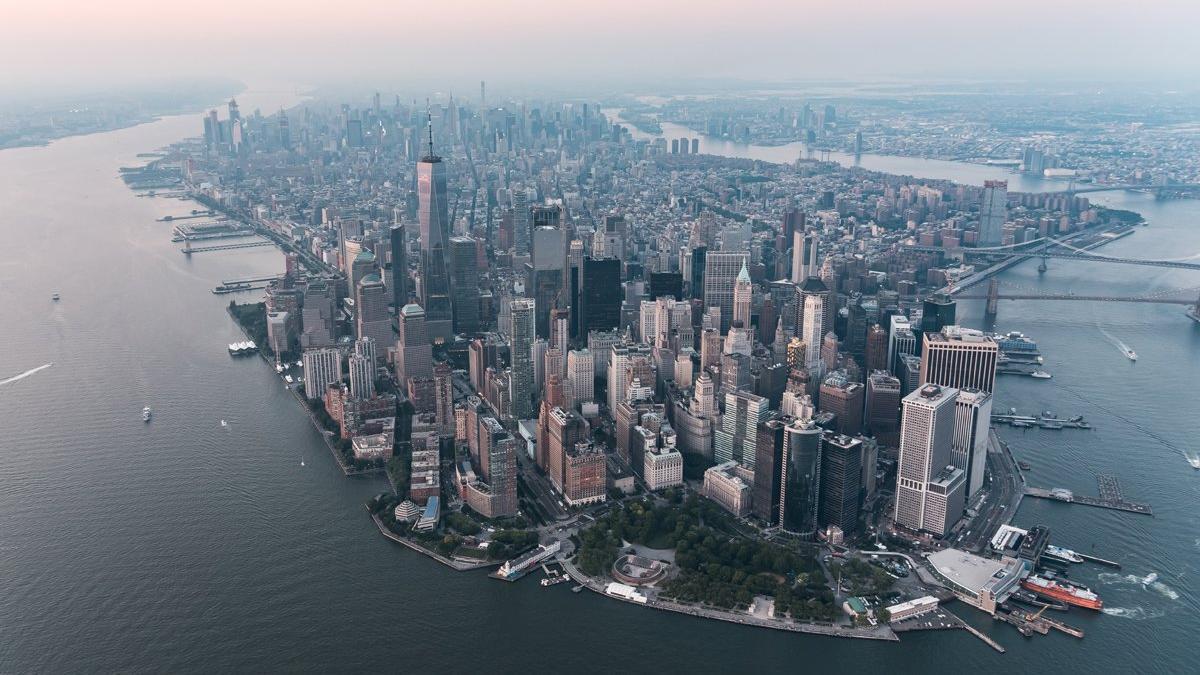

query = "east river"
[{"left": 1, "top": 97, "right": 1197, "bottom": 673}]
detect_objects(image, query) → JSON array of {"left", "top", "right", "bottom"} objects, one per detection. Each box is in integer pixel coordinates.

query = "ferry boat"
[
  {"left": 142, "top": 406, "right": 152, "bottom": 422},
  {"left": 1044, "top": 545, "right": 1084, "bottom": 564},
  {"left": 1021, "top": 575, "right": 1102, "bottom": 610}
]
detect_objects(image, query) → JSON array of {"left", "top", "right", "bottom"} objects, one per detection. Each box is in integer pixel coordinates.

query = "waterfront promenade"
[{"left": 558, "top": 558, "right": 898, "bottom": 641}]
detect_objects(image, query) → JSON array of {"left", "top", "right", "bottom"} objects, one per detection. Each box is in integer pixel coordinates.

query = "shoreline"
[
  {"left": 557, "top": 558, "right": 899, "bottom": 641},
  {"left": 369, "top": 511, "right": 500, "bottom": 572},
  {"left": 222, "top": 304, "right": 382, "bottom": 478}
]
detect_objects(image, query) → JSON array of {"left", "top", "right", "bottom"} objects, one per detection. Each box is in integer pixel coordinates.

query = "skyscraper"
[
  {"left": 417, "top": 118, "right": 454, "bottom": 343},
  {"left": 703, "top": 251, "right": 749, "bottom": 333},
  {"left": 579, "top": 257, "right": 621, "bottom": 335},
  {"left": 893, "top": 384, "right": 965, "bottom": 536},
  {"left": 920, "top": 294, "right": 957, "bottom": 338},
  {"left": 508, "top": 299, "right": 537, "bottom": 420},
  {"left": 302, "top": 348, "right": 342, "bottom": 400},
  {"left": 952, "top": 388, "right": 993, "bottom": 498},
  {"left": 799, "top": 277, "right": 829, "bottom": 380},
  {"left": 348, "top": 353, "right": 375, "bottom": 399},
  {"left": 819, "top": 370, "right": 864, "bottom": 437},
  {"left": 820, "top": 434, "right": 863, "bottom": 534},
  {"left": 566, "top": 348, "right": 594, "bottom": 409},
  {"left": 355, "top": 275, "right": 391, "bottom": 361},
  {"left": 753, "top": 416, "right": 787, "bottom": 525},
  {"left": 300, "top": 279, "right": 335, "bottom": 348},
  {"left": 434, "top": 362, "right": 455, "bottom": 438},
  {"left": 865, "top": 370, "right": 902, "bottom": 442},
  {"left": 511, "top": 188, "right": 531, "bottom": 257},
  {"left": 530, "top": 225, "right": 565, "bottom": 339},
  {"left": 732, "top": 261, "right": 753, "bottom": 334},
  {"left": 919, "top": 326, "right": 999, "bottom": 394},
  {"left": 780, "top": 418, "right": 824, "bottom": 539},
  {"left": 449, "top": 236, "right": 480, "bottom": 334},
  {"left": 395, "top": 304, "right": 433, "bottom": 387},
  {"left": 714, "top": 390, "right": 768, "bottom": 469},
  {"left": 389, "top": 224, "right": 408, "bottom": 308},
  {"left": 979, "top": 180, "right": 1008, "bottom": 246}
]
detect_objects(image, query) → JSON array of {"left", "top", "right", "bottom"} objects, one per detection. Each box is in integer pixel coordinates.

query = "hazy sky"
[{"left": 4, "top": 0, "right": 1198, "bottom": 92}]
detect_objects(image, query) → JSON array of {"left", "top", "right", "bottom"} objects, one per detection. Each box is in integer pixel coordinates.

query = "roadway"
[{"left": 952, "top": 430, "right": 1023, "bottom": 553}]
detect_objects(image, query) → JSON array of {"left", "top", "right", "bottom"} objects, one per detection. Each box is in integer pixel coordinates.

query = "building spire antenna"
[{"left": 423, "top": 98, "right": 436, "bottom": 161}]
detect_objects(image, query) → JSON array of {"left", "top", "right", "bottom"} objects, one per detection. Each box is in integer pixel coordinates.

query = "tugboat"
[{"left": 142, "top": 406, "right": 152, "bottom": 422}]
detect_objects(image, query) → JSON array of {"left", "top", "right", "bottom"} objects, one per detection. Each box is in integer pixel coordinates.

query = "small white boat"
[
  {"left": 220, "top": 419, "right": 228, "bottom": 427},
  {"left": 1031, "top": 370, "right": 1052, "bottom": 379},
  {"left": 1124, "top": 348, "right": 1137, "bottom": 361},
  {"left": 1186, "top": 455, "right": 1200, "bottom": 470},
  {"left": 300, "top": 460, "right": 306, "bottom": 467},
  {"left": 142, "top": 406, "right": 152, "bottom": 422}
]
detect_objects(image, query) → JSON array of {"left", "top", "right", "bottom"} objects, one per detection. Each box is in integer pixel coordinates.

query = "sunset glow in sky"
[{"left": 3, "top": 0, "right": 1197, "bottom": 89}]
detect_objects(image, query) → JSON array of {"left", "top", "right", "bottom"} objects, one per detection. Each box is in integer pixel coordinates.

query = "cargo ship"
[{"left": 1021, "top": 575, "right": 1102, "bottom": 610}]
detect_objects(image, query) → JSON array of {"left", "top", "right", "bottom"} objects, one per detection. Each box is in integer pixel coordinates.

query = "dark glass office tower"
[
  {"left": 579, "top": 257, "right": 621, "bottom": 334},
  {"left": 389, "top": 224, "right": 408, "bottom": 308}
]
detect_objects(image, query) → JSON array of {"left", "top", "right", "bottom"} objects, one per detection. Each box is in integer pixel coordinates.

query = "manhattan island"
[{"left": 131, "top": 89, "right": 1188, "bottom": 651}]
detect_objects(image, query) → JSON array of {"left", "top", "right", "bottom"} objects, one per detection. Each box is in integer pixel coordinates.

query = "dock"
[
  {"left": 1023, "top": 475, "right": 1152, "bottom": 515},
  {"left": 1077, "top": 553, "right": 1121, "bottom": 568},
  {"left": 182, "top": 240, "right": 274, "bottom": 254},
  {"left": 946, "top": 610, "right": 1006, "bottom": 653}
]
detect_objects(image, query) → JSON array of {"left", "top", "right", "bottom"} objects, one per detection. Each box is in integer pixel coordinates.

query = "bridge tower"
[
  {"left": 985, "top": 279, "right": 1000, "bottom": 317},
  {"left": 1037, "top": 240, "right": 1048, "bottom": 273},
  {"left": 184, "top": 239, "right": 192, "bottom": 256}
]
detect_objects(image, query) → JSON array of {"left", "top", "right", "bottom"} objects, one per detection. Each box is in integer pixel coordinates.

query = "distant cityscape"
[{"left": 121, "top": 84, "right": 1190, "bottom": 646}]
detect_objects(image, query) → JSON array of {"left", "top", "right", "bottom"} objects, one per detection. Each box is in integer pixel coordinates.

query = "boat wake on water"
[
  {"left": 1102, "top": 606, "right": 1166, "bottom": 620},
  {"left": 1096, "top": 326, "right": 1137, "bottom": 361},
  {"left": 0, "top": 363, "right": 53, "bottom": 388},
  {"left": 1098, "top": 572, "right": 1180, "bottom": 601}
]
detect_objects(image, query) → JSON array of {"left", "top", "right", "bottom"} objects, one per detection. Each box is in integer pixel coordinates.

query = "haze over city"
[
  {"left": 3, "top": 1, "right": 1200, "bottom": 673},
  {"left": 3, "top": 0, "right": 1200, "bottom": 91}
]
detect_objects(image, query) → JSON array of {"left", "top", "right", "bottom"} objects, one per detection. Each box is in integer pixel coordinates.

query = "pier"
[
  {"left": 1023, "top": 475, "right": 1152, "bottom": 515},
  {"left": 181, "top": 240, "right": 274, "bottom": 254},
  {"left": 1077, "top": 553, "right": 1121, "bottom": 568}
]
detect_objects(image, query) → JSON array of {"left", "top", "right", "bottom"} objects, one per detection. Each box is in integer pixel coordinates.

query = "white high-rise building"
[
  {"left": 703, "top": 251, "right": 748, "bottom": 333},
  {"left": 800, "top": 277, "right": 828, "bottom": 380},
  {"left": 732, "top": 261, "right": 753, "bottom": 333},
  {"left": 692, "top": 372, "right": 717, "bottom": 418},
  {"left": 302, "top": 348, "right": 342, "bottom": 400},
  {"left": 566, "top": 349, "right": 594, "bottom": 409},
  {"left": 953, "top": 388, "right": 993, "bottom": 498},
  {"left": 354, "top": 336, "right": 377, "bottom": 366},
  {"left": 894, "top": 384, "right": 965, "bottom": 536},
  {"left": 348, "top": 354, "right": 375, "bottom": 399}
]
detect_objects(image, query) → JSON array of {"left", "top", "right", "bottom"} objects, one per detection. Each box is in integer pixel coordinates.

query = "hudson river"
[{"left": 1, "top": 98, "right": 1197, "bottom": 672}]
